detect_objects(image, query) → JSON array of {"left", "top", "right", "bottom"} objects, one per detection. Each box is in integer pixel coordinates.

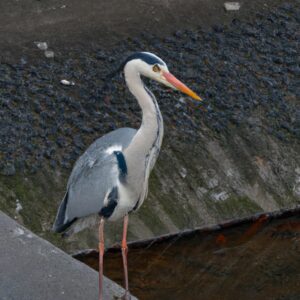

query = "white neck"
[{"left": 123, "top": 61, "right": 164, "bottom": 188}]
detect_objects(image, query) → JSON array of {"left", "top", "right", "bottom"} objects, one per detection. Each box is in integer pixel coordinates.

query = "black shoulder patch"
[
  {"left": 99, "top": 186, "right": 118, "bottom": 218},
  {"left": 122, "top": 52, "right": 166, "bottom": 68},
  {"left": 114, "top": 151, "right": 127, "bottom": 181}
]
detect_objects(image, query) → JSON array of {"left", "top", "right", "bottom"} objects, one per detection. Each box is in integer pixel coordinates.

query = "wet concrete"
[{"left": 75, "top": 208, "right": 300, "bottom": 300}]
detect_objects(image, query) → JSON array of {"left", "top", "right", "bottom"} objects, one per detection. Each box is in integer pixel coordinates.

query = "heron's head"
[{"left": 123, "top": 52, "right": 202, "bottom": 101}]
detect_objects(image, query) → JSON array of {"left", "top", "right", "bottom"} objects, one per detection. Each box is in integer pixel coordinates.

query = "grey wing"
[{"left": 52, "top": 127, "right": 136, "bottom": 233}]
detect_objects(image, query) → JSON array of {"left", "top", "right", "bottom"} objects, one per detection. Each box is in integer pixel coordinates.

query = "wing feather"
[{"left": 52, "top": 127, "right": 136, "bottom": 232}]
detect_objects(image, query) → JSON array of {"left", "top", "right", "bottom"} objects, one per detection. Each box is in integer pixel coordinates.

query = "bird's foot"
[
  {"left": 113, "top": 290, "right": 131, "bottom": 300},
  {"left": 121, "top": 290, "right": 131, "bottom": 300}
]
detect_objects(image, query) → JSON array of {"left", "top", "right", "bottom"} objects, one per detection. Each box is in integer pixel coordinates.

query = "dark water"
[{"left": 76, "top": 211, "right": 300, "bottom": 300}]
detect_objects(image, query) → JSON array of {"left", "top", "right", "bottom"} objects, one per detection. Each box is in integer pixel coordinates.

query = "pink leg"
[
  {"left": 99, "top": 217, "right": 105, "bottom": 300},
  {"left": 121, "top": 214, "right": 131, "bottom": 299}
]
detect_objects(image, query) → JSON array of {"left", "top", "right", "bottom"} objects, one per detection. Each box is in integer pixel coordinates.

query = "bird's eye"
[{"left": 152, "top": 64, "right": 161, "bottom": 72}]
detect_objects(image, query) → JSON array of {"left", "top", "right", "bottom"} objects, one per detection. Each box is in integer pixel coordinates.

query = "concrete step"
[{"left": 0, "top": 211, "right": 137, "bottom": 300}]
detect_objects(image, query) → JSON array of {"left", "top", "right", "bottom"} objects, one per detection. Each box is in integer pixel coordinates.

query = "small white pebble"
[
  {"left": 197, "top": 187, "right": 208, "bottom": 195},
  {"left": 208, "top": 177, "right": 219, "bottom": 189},
  {"left": 16, "top": 199, "right": 23, "bottom": 213},
  {"left": 44, "top": 50, "right": 55, "bottom": 58},
  {"left": 211, "top": 191, "right": 229, "bottom": 202},
  {"left": 224, "top": 2, "right": 241, "bottom": 11},
  {"left": 34, "top": 42, "right": 48, "bottom": 50},
  {"left": 179, "top": 167, "right": 187, "bottom": 179},
  {"left": 60, "top": 79, "right": 75, "bottom": 86},
  {"left": 226, "top": 169, "right": 234, "bottom": 177}
]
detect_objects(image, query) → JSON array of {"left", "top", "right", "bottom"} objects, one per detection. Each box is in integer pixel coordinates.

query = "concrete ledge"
[{"left": 0, "top": 211, "right": 137, "bottom": 300}]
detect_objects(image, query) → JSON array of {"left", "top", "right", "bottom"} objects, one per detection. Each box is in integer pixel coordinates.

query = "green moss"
[
  {"left": 204, "top": 196, "right": 263, "bottom": 220},
  {"left": 273, "top": 191, "right": 299, "bottom": 208},
  {"left": 138, "top": 171, "right": 171, "bottom": 234},
  {"left": 0, "top": 169, "right": 70, "bottom": 250},
  {"left": 138, "top": 201, "right": 166, "bottom": 235},
  {"left": 155, "top": 188, "right": 196, "bottom": 229}
]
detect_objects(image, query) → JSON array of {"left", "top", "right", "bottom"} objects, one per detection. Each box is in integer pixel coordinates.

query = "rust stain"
[
  {"left": 215, "top": 234, "right": 227, "bottom": 246},
  {"left": 74, "top": 211, "right": 300, "bottom": 300},
  {"left": 238, "top": 214, "right": 269, "bottom": 244},
  {"left": 274, "top": 221, "right": 300, "bottom": 232},
  {"left": 270, "top": 221, "right": 300, "bottom": 238}
]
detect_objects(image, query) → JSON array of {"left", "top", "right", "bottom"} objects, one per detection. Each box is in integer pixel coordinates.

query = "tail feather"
[{"left": 52, "top": 191, "right": 75, "bottom": 233}]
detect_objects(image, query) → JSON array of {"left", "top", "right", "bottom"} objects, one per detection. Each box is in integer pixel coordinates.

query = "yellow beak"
[{"left": 162, "top": 71, "right": 202, "bottom": 101}]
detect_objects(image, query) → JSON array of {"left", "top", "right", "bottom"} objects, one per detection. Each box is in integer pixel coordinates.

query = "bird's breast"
[{"left": 107, "top": 180, "right": 140, "bottom": 221}]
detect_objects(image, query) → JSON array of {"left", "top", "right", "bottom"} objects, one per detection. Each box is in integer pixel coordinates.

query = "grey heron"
[{"left": 52, "top": 52, "right": 201, "bottom": 300}]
